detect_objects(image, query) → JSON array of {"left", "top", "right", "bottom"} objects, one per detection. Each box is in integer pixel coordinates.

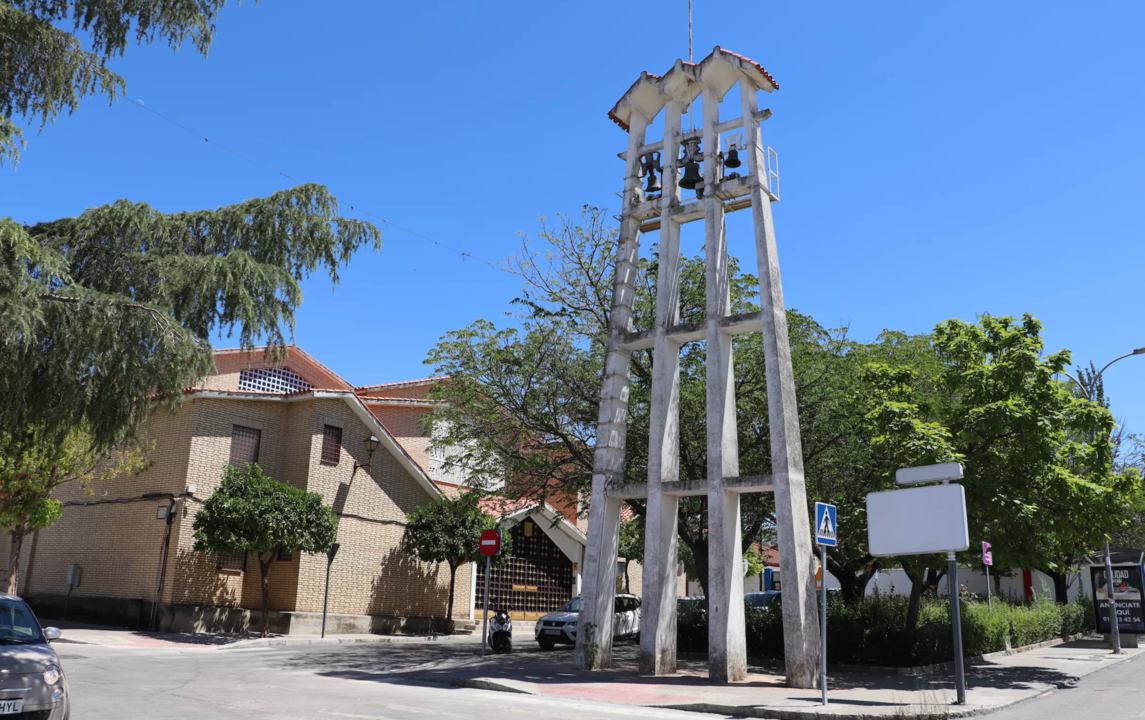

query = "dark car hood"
[{"left": 0, "top": 643, "right": 57, "bottom": 674}]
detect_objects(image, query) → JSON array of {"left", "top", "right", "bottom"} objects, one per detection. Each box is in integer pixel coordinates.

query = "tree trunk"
[
  {"left": 446, "top": 562, "right": 458, "bottom": 634},
  {"left": 826, "top": 554, "right": 875, "bottom": 606},
  {"left": 690, "top": 538, "right": 710, "bottom": 597},
  {"left": 7, "top": 526, "right": 25, "bottom": 596},
  {"left": 258, "top": 552, "right": 274, "bottom": 638},
  {"left": 905, "top": 567, "right": 925, "bottom": 633},
  {"left": 624, "top": 560, "right": 631, "bottom": 594}
]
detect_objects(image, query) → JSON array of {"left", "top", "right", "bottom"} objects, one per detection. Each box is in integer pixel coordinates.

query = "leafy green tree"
[
  {"left": 1, "top": 186, "right": 379, "bottom": 464},
  {"left": 0, "top": 424, "right": 149, "bottom": 594},
  {"left": 402, "top": 492, "right": 511, "bottom": 630},
  {"left": 617, "top": 516, "right": 644, "bottom": 593},
  {"left": 1, "top": 0, "right": 245, "bottom": 167},
  {"left": 193, "top": 463, "right": 338, "bottom": 637},
  {"left": 742, "top": 545, "right": 766, "bottom": 580}
]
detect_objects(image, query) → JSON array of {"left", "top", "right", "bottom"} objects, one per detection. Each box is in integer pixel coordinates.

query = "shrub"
[{"left": 677, "top": 593, "right": 1091, "bottom": 667}]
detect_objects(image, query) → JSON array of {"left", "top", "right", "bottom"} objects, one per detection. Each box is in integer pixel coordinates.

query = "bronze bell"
[
  {"left": 645, "top": 168, "right": 661, "bottom": 194},
  {"left": 678, "top": 138, "right": 703, "bottom": 190},
  {"left": 642, "top": 151, "right": 662, "bottom": 194},
  {"left": 724, "top": 146, "right": 742, "bottom": 169},
  {"left": 679, "top": 161, "right": 702, "bottom": 189}
]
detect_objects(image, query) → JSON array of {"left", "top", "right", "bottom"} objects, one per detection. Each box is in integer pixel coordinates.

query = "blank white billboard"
[{"left": 866, "top": 484, "right": 969, "bottom": 557}]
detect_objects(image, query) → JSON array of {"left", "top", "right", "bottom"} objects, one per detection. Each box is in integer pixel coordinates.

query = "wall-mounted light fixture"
[{"left": 354, "top": 435, "right": 380, "bottom": 471}]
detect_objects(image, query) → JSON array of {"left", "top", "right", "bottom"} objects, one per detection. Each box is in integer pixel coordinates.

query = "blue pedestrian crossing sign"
[{"left": 815, "top": 502, "right": 837, "bottom": 547}]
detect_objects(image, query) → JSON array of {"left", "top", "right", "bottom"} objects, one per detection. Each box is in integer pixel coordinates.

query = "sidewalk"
[
  {"left": 46, "top": 619, "right": 479, "bottom": 650},
  {"left": 395, "top": 638, "right": 1142, "bottom": 719}
]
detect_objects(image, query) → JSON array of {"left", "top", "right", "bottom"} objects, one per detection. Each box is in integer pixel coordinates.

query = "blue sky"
[{"left": 4, "top": 1, "right": 1143, "bottom": 435}]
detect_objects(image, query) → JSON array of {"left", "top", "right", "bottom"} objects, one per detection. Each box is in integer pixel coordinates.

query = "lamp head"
[
  {"left": 1133, "top": 347, "right": 1145, "bottom": 356},
  {"left": 364, "top": 435, "right": 380, "bottom": 454}
]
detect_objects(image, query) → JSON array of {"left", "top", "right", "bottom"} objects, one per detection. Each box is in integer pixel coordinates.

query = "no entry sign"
[
  {"left": 982, "top": 541, "right": 993, "bottom": 566},
  {"left": 479, "top": 529, "right": 501, "bottom": 557}
]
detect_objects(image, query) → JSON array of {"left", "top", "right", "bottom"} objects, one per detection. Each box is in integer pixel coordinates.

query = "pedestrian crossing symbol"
[{"left": 815, "top": 502, "right": 837, "bottom": 547}]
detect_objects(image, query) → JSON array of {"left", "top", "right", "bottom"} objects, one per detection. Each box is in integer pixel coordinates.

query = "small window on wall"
[
  {"left": 216, "top": 550, "right": 247, "bottom": 572},
  {"left": 321, "top": 425, "right": 342, "bottom": 466},
  {"left": 229, "top": 425, "right": 261, "bottom": 467},
  {"left": 277, "top": 547, "right": 294, "bottom": 562}
]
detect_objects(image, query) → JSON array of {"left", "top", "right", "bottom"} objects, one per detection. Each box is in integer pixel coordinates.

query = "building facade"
[{"left": 16, "top": 347, "right": 473, "bottom": 634}]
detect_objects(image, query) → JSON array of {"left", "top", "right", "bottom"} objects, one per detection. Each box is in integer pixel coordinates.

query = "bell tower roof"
[{"left": 607, "top": 46, "right": 779, "bottom": 132}]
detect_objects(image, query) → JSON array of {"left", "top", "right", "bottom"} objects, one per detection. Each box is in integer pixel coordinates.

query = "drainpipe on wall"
[{"left": 149, "top": 491, "right": 193, "bottom": 631}]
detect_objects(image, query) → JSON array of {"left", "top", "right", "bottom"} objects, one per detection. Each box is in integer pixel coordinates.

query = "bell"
[
  {"left": 645, "top": 169, "right": 661, "bottom": 194},
  {"left": 724, "top": 146, "right": 742, "bottom": 169},
  {"left": 679, "top": 161, "right": 702, "bottom": 189}
]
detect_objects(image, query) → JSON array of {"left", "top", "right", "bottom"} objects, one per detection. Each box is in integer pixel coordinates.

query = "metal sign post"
[
  {"left": 948, "top": 551, "right": 966, "bottom": 704},
  {"left": 1104, "top": 543, "right": 1121, "bottom": 654},
  {"left": 479, "top": 529, "right": 500, "bottom": 657},
  {"left": 982, "top": 542, "right": 993, "bottom": 610},
  {"left": 869, "top": 463, "right": 969, "bottom": 706},
  {"left": 814, "top": 502, "right": 837, "bottom": 706}
]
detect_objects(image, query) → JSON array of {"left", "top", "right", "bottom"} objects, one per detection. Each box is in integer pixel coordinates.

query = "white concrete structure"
[{"left": 574, "top": 47, "right": 820, "bottom": 688}]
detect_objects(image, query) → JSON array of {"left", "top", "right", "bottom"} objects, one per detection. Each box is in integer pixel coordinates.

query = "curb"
[
  {"left": 225, "top": 634, "right": 478, "bottom": 650},
  {"left": 417, "top": 649, "right": 1140, "bottom": 720}
]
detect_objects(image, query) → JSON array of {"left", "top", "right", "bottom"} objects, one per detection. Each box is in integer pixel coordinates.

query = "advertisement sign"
[{"left": 1090, "top": 564, "right": 1145, "bottom": 634}]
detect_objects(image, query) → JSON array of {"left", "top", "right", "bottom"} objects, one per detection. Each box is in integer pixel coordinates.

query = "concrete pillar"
[
  {"left": 739, "top": 76, "right": 820, "bottom": 689},
  {"left": 700, "top": 87, "right": 747, "bottom": 684},
  {"left": 575, "top": 111, "right": 649, "bottom": 671},
  {"left": 639, "top": 99, "right": 685, "bottom": 677}
]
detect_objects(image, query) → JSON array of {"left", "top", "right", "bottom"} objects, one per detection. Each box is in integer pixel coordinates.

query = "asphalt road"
[
  {"left": 56, "top": 641, "right": 720, "bottom": 720},
  {"left": 989, "top": 649, "right": 1145, "bottom": 720}
]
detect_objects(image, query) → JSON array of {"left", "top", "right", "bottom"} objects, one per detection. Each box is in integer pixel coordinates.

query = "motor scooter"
[{"left": 489, "top": 608, "right": 513, "bottom": 654}]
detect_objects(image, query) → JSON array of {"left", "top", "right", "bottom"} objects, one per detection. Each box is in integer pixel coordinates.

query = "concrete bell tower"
[{"left": 574, "top": 47, "right": 820, "bottom": 689}]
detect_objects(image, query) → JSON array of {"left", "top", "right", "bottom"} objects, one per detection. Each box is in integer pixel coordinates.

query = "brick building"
[
  {"left": 14, "top": 346, "right": 679, "bottom": 633},
  {"left": 16, "top": 347, "right": 477, "bottom": 634}
]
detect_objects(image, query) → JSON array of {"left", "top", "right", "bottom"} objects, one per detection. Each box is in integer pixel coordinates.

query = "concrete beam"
[
  {"left": 740, "top": 74, "right": 820, "bottom": 690},
  {"left": 575, "top": 111, "right": 650, "bottom": 672},
  {"left": 619, "top": 311, "right": 764, "bottom": 352}
]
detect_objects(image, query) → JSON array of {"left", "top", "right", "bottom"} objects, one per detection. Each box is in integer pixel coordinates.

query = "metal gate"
[{"left": 478, "top": 519, "right": 574, "bottom": 620}]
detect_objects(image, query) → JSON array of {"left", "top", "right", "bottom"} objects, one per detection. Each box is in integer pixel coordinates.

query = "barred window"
[
  {"left": 216, "top": 550, "right": 247, "bottom": 572},
  {"left": 277, "top": 547, "right": 294, "bottom": 562},
  {"left": 229, "top": 425, "right": 261, "bottom": 467},
  {"left": 321, "top": 425, "right": 342, "bottom": 466}
]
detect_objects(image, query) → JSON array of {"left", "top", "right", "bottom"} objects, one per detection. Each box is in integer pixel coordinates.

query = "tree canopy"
[
  {"left": 193, "top": 463, "right": 338, "bottom": 636},
  {"left": 402, "top": 491, "right": 511, "bottom": 627},
  {"left": 1, "top": 0, "right": 236, "bottom": 167},
  {"left": 0, "top": 185, "right": 380, "bottom": 461},
  {"left": 425, "top": 208, "right": 1136, "bottom": 607}
]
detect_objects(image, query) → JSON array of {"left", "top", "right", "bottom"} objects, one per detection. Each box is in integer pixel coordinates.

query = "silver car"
[
  {"left": 0, "top": 595, "right": 69, "bottom": 718},
  {"left": 534, "top": 594, "right": 641, "bottom": 650}
]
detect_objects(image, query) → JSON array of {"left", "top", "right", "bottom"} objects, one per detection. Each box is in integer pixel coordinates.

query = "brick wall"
[{"left": 18, "top": 393, "right": 473, "bottom": 626}]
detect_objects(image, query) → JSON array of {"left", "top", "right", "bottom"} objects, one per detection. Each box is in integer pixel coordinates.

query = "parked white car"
[{"left": 534, "top": 594, "right": 641, "bottom": 650}]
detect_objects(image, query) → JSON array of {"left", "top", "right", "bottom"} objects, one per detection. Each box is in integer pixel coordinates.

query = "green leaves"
[
  {"left": 1, "top": 0, "right": 232, "bottom": 166},
  {"left": 0, "top": 184, "right": 379, "bottom": 456},
  {"left": 402, "top": 492, "right": 511, "bottom": 570},
  {"left": 192, "top": 463, "right": 338, "bottom": 557}
]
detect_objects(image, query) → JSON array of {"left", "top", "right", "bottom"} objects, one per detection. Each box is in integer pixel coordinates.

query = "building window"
[
  {"left": 277, "top": 547, "right": 294, "bottom": 562},
  {"left": 229, "top": 425, "right": 261, "bottom": 467},
  {"left": 216, "top": 550, "right": 247, "bottom": 572},
  {"left": 238, "top": 367, "right": 313, "bottom": 394},
  {"left": 321, "top": 425, "right": 342, "bottom": 466}
]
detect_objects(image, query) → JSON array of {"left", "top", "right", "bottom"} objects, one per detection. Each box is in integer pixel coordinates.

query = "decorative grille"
[
  {"left": 477, "top": 519, "right": 574, "bottom": 620},
  {"left": 238, "top": 368, "right": 313, "bottom": 394},
  {"left": 321, "top": 425, "right": 342, "bottom": 466},
  {"left": 229, "top": 425, "right": 261, "bottom": 467}
]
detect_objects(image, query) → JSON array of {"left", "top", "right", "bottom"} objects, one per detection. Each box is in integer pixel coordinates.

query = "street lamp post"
[{"left": 1060, "top": 345, "right": 1143, "bottom": 655}]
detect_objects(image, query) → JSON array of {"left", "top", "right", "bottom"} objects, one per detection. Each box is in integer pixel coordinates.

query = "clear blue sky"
[{"left": 4, "top": 1, "right": 1142, "bottom": 434}]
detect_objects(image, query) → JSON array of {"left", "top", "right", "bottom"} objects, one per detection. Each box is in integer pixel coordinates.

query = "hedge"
[{"left": 677, "top": 593, "right": 1095, "bottom": 667}]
